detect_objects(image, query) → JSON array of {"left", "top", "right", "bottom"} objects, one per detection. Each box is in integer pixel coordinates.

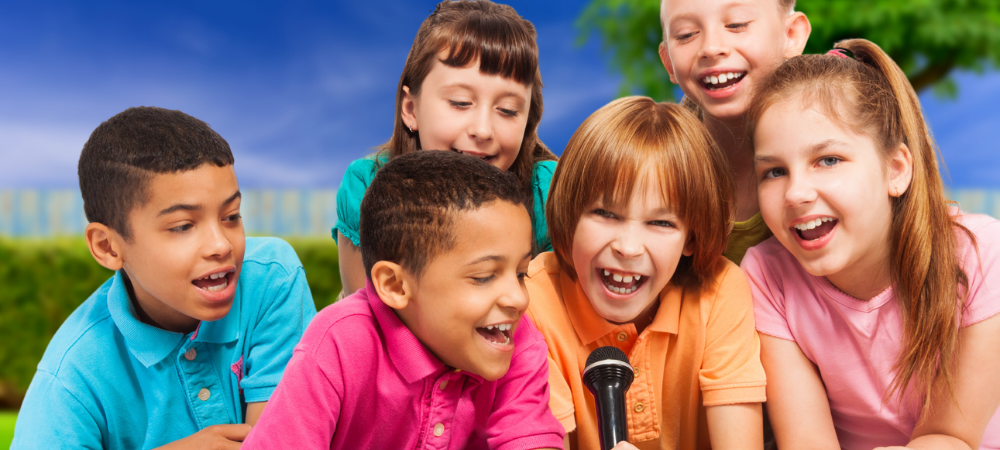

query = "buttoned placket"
[
  {"left": 419, "top": 369, "right": 468, "bottom": 450},
  {"left": 177, "top": 339, "right": 232, "bottom": 429},
  {"left": 609, "top": 325, "right": 659, "bottom": 441}
]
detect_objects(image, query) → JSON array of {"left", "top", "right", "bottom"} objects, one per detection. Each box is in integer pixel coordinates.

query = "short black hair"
[
  {"left": 78, "top": 106, "right": 234, "bottom": 240},
  {"left": 360, "top": 150, "right": 527, "bottom": 279}
]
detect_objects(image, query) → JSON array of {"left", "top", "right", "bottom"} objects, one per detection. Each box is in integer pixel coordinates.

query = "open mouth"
[
  {"left": 599, "top": 268, "right": 646, "bottom": 295},
  {"left": 452, "top": 148, "right": 497, "bottom": 163},
  {"left": 701, "top": 71, "right": 746, "bottom": 91},
  {"left": 192, "top": 269, "right": 234, "bottom": 293},
  {"left": 793, "top": 217, "right": 838, "bottom": 241},
  {"left": 476, "top": 323, "right": 513, "bottom": 346}
]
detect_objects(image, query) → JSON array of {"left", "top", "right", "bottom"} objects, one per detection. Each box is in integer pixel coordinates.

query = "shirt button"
[
  {"left": 198, "top": 388, "right": 211, "bottom": 401},
  {"left": 634, "top": 402, "right": 645, "bottom": 413},
  {"left": 184, "top": 348, "right": 197, "bottom": 361},
  {"left": 433, "top": 423, "right": 444, "bottom": 437},
  {"left": 439, "top": 380, "right": 448, "bottom": 390},
  {"left": 617, "top": 332, "right": 628, "bottom": 342},
  {"left": 633, "top": 366, "right": 640, "bottom": 377}
]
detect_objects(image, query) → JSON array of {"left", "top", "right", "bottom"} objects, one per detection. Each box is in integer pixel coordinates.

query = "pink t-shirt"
[
  {"left": 743, "top": 212, "right": 1000, "bottom": 450},
  {"left": 242, "top": 282, "right": 565, "bottom": 450}
]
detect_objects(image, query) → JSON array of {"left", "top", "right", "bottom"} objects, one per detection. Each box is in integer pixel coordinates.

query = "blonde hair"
[
  {"left": 547, "top": 96, "right": 733, "bottom": 289},
  {"left": 380, "top": 0, "right": 555, "bottom": 241},
  {"left": 746, "top": 39, "right": 974, "bottom": 415}
]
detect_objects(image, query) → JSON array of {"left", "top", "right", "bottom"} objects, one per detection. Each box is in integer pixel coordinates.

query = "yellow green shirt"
[{"left": 724, "top": 212, "right": 772, "bottom": 266}]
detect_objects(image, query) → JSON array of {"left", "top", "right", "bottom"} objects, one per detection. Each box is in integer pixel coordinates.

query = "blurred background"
[{"left": 1, "top": 0, "right": 998, "bottom": 444}]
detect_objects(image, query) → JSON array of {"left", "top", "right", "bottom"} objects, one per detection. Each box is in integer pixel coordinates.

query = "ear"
[
  {"left": 85, "top": 223, "right": 124, "bottom": 271},
  {"left": 400, "top": 85, "right": 418, "bottom": 132},
  {"left": 371, "top": 261, "right": 414, "bottom": 310},
  {"left": 682, "top": 234, "right": 695, "bottom": 257},
  {"left": 782, "top": 12, "right": 811, "bottom": 59},
  {"left": 887, "top": 143, "right": 914, "bottom": 197},
  {"left": 658, "top": 42, "right": 678, "bottom": 84}
]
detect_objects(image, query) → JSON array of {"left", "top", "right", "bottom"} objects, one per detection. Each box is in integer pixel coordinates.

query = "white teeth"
[
  {"left": 793, "top": 217, "right": 835, "bottom": 230},
  {"left": 718, "top": 74, "right": 728, "bottom": 83},
  {"left": 710, "top": 75, "right": 719, "bottom": 84},
  {"left": 613, "top": 273, "right": 623, "bottom": 282},
  {"left": 603, "top": 269, "right": 610, "bottom": 276},
  {"left": 204, "top": 279, "right": 228, "bottom": 292},
  {"left": 622, "top": 275, "right": 633, "bottom": 283},
  {"left": 726, "top": 72, "right": 734, "bottom": 79},
  {"left": 634, "top": 275, "right": 641, "bottom": 281},
  {"left": 704, "top": 76, "right": 712, "bottom": 83}
]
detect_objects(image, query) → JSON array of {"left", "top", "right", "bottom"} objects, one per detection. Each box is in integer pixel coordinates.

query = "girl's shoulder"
[
  {"left": 952, "top": 211, "right": 1000, "bottom": 326},
  {"left": 531, "top": 159, "right": 557, "bottom": 184}
]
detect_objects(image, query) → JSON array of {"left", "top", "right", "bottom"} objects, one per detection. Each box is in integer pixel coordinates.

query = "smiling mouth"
[
  {"left": 476, "top": 323, "right": 512, "bottom": 346},
  {"left": 793, "top": 217, "right": 838, "bottom": 241},
  {"left": 192, "top": 270, "right": 233, "bottom": 293},
  {"left": 600, "top": 269, "right": 646, "bottom": 295},
  {"left": 701, "top": 71, "right": 746, "bottom": 91},
  {"left": 452, "top": 148, "right": 497, "bottom": 163}
]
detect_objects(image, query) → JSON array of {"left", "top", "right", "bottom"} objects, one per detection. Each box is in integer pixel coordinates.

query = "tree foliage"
[{"left": 579, "top": 0, "right": 1000, "bottom": 101}]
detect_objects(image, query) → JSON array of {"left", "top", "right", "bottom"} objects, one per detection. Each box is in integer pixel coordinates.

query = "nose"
[
  {"left": 203, "top": 223, "right": 234, "bottom": 260},
  {"left": 468, "top": 105, "right": 494, "bottom": 142},
  {"left": 784, "top": 173, "right": 817, "bottom": 208},
  {"left": 610, "top": 222, "right": 644, "bottom": 259},
  {"left": 698, "top": 25, "right": 730, "bottom": 60},
  {"left": 499, "top": 275, "right": 530, "bottom": 313}
]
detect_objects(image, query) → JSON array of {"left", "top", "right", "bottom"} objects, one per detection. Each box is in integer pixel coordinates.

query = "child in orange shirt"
[{"left": 526, "top": 96, "right": 765, "bottom": 450}]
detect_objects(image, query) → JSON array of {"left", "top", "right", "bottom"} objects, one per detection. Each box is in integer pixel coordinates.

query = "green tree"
[{"left": 579, "top": 0, "right": 1000, "bottom": 101}]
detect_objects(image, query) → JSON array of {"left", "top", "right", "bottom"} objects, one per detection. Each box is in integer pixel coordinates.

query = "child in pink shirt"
[
  {"left": 742, "top": 39, "right": 1000, "bottom": 449},
  {"left": 242, "top": 151, "right": 564, "bottom": 449}
]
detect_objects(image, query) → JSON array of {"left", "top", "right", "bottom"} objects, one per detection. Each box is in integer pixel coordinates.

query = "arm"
[
  {"left": 11, "top": 371, "right": 104, "bottom": 450},
  {"left": 337, "top": 231, "right": 367, "bottom": 295},
  {"left": 706, "top": 403, "right": 763, "bottom": 450},
  {"left": 759, "top": 333, "right": 840, "bottom": 450},
  {"left": 882, "top": 312, "right": 1000, "bottom": 450},
  {"left": 245, "top": 402, "right": 265, "bottom": 426}
]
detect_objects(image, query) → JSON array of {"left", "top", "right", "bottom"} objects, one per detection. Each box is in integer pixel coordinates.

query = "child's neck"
[
  {"left": 825, "top": 247, "right": 894, "bottom": 302},
  {"left": 705, "top": 115, "right": 759, "bottom": 222}
]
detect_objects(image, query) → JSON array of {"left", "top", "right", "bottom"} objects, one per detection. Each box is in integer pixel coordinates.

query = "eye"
[
  {"left": 169, "top": 223, "right": 193, "bottom": 233},
  {"left": 762, "top": 167, "right": 787, "bottom": 180},
  {"left": 819, "top": 156, "right": 841, "bottom": 167},
  {"left": 649, "top": 220, "right": 676, "bottom": 228},
  {"left": 517, "top": 272, "right": 529, "bottom": 282},
  {"left": 676, "top": 31, "right": 697, "bottom": 41},
  {"left": 498, "top": 107, "right": 519, "bottom": 118},
  {"left": 593, "top": 208, "right": 616, "bottom": 219},
  {"left": 472, "top": 274, "right": 496, "bottom": 285},
  {"left": 449, "top": 100, "right": 472, "bottom": 109},
  {"left": 223, "top": 213, "right": 242, "bottom": 223},
  {"left": 726, "top": 21, "right": 750, "bottom": 31}
]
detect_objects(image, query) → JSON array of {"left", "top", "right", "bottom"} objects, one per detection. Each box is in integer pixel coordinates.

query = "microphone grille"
[{"left": 585, "top": 346, "right": 629, "bottom": 367}]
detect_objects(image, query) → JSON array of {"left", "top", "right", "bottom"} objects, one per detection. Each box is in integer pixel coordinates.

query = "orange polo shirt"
[{"left": 525, "top": 252, "right": 766, "bottom": 450}]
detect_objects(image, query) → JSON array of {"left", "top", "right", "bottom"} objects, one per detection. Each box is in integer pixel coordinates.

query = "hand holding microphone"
[{"left": 582, "top": 346, "right": 635, "bottom": 450}]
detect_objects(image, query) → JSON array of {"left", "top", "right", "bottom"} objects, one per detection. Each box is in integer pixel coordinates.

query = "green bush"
[{"left": 0, "top": 237, "right": 341, "bottom": 409}]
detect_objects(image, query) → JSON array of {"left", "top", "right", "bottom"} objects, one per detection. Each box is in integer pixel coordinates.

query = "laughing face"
[
  {"left": 117, "top": 164, "right": 245, "bottom": 333},
  {"left": 571, "top": 174, "right": 693, "bottom": 325},
  {"left": 658, "top": 0, "right": 808, "bottom": 122},
  {"left": 396, "top": 200, "right": 533, "bottom": 381},
  {"left": 754, "top": 99, "right": 909, "bottom": 300},
  {"left": 401, "top": 55, "right": 531, "bottom": 172}
]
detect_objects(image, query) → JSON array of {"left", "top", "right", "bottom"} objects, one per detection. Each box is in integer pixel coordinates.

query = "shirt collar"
[
  {"left": 561, "top": 271, "right": 683, "bottom": 345},
  {"left": 364, "top": 281, "right": 448, "bottom": 384}
]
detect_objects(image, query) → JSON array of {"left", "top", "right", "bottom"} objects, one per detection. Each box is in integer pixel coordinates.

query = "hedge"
[{"left": 0, "top": 237, "right": 341, "bottom": 409}]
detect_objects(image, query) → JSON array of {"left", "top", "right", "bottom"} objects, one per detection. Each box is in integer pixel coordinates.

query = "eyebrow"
[
  {"left": 465, "top": 251, "right": 532, "bottom": 267},
  {"left": 157, "top": 190, "right": 241, "bottom": 217},
  {"left": 442, "top": 83, "right": 527, "bottom": 101},
  {"left": 754, "top": 139, "right": 845, "bottom": 164}
]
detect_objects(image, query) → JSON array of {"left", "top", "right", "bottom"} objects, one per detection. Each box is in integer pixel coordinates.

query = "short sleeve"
[
  {"left": 12, "top": 371, "right": 104, "bottom": 449},
  {"left": 487, "top": 316, "right": 566, "bottom": 450},
  {"left": 699, "top": 263, "right": 767, "bottom": 406},
  {"left": 741, "top": 246, "right": 794, "bottom": 341},
  {"left": 240, "top": 242, "right": 318, "bottom": 402},
  {"left": 335, "top": 157, "right": 381, "bottom": 246},
  {"left": 546, "top": 353, "right": 577, "bottom": 432},
  {"left": 958, "top": 215, "right": 1000, "bottom": 327},
  {"left": 532, "top": 160, "right": 557, "bottom": 252}
]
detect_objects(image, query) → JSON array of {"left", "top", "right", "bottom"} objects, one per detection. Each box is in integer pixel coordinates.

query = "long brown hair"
[
  {"left": 381, "top": 0, "right": 556, "bottom": 229},
  {"left": 548, "top": 96, "right": 733, "bottom": 289},
  {"left": 746, "top": 39, "right": 973, "bottom": 415}
]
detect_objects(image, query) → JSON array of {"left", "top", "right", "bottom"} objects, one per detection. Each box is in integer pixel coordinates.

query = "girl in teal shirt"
[{"left": 335, "top": 0, "right": 558, "bottom": 295}]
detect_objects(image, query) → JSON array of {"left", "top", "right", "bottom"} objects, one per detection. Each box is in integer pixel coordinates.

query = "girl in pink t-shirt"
[{"left": 741, "top": 39, "right": 1000, "bottom": 450}]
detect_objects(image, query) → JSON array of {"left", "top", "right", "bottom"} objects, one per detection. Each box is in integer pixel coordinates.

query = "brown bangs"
[
  {"left": 437, "top": 10, "right": 537, "bottom": 86},
  {"left": 547, "top": 96, "right": 733, "bottom": 288}
]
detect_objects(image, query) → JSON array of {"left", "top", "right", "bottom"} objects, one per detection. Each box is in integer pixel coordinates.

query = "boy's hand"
[{"left": 154, "top": 424, "right": 252, "bottom": 450}]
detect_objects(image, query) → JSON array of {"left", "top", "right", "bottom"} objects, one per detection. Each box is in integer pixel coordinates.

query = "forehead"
[
  {"left": 422, "top": 54, "right": 532, "bottom": 95},
  {"left": 756, "top": 99, "right": 875, "bottom": 155},
  {"left": 660, "top": 0, "right": 781, "bottom": 21},
  {"left": 140, "top": 164, "right": 239, "bottom": 210},
  {"left": 430, "top": 202, "right": 532, "bottom": 263}
]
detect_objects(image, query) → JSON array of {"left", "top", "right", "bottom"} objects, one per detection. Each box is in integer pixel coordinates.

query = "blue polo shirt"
[{"left": 12, "top": 237, "right": 317, "bottom": 449}]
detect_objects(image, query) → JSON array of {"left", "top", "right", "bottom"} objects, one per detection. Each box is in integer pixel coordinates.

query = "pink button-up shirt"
[{"left": 243, "top": 282, "right": 565, "bottom": 449}]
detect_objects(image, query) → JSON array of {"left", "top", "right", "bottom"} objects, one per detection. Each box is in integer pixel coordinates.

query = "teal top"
[
  {"left": 335, "top": 155, "right": 557, "bottom": 252},
  {"left": 12, "top": 237, "right": 317, "bottom": 449}
]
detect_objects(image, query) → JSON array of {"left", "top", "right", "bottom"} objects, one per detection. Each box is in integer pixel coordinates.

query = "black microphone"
[{"left": 582, "top": 346, "right": 635, "bottom": 450}]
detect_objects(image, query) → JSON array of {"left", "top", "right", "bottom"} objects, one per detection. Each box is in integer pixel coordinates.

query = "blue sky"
[{"left": 0, "top": 0, "right": 996, "bottom": 188}]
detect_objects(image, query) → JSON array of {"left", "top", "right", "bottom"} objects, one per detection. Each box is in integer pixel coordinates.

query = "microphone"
[{"left": 582, "top": 346, "right": 635, "bottom": 450}]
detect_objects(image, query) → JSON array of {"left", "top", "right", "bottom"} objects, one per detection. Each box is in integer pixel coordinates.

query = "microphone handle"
[{"left": 593, "top": 378, "right": 629, "bottom": 450}]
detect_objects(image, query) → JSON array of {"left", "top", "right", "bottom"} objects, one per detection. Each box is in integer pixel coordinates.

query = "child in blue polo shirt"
[{"left": 12, "top": 107, "right": 317, "bottom": 449}]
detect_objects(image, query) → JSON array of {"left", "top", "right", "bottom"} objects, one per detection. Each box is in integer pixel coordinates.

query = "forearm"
[
  {"left": 904, "top": 434, "right": 974, "bottom": 450},
  {"left": 706, "top": 403, "right": 763, "bottom": 450}
]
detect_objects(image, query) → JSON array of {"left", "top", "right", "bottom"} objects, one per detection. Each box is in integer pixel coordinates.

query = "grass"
[{"left": 0, "top": 411, "right": 15, "bottom": 449}]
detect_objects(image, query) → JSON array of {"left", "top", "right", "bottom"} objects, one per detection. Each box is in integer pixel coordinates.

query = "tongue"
[
  {"left": 477, "top": 328, "right": 506, "bottom": 344},
  {"left": 193, "top": 277, "right": 226, "bottom": 289},
  {"left": 800, "top": 221, "right": 836, "bottom": 241}
]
